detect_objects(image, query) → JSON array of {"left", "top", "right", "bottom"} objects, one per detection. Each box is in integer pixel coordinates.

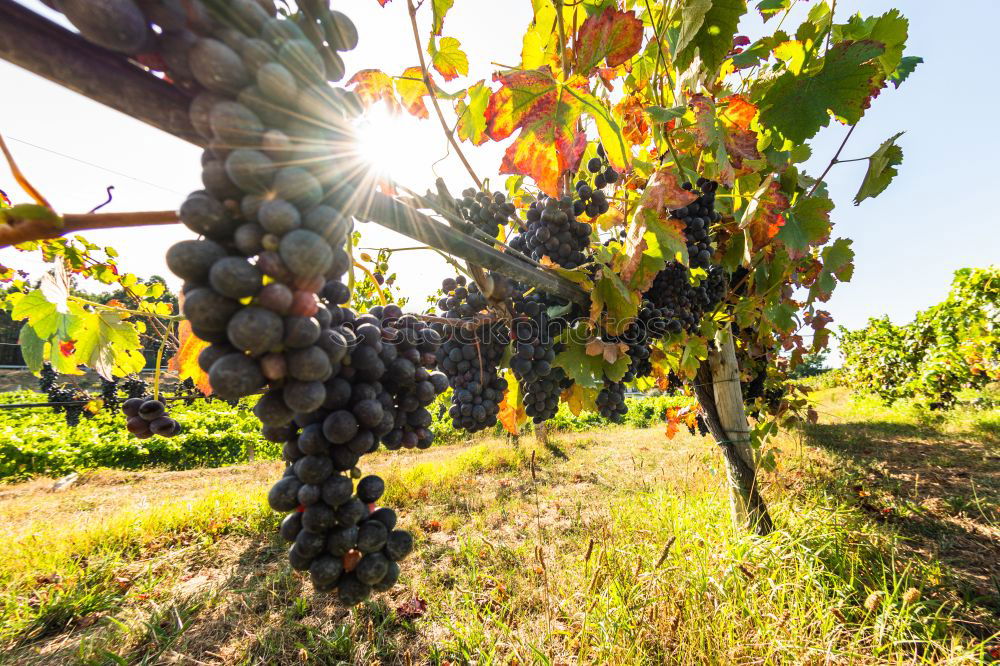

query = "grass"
[{"left": 0, "top": 391, "right": 996, "bottom": 664}]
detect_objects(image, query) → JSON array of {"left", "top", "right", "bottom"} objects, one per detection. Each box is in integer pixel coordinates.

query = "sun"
[{"left": 352, "top": 105, "right": 437, "bottom": 186}]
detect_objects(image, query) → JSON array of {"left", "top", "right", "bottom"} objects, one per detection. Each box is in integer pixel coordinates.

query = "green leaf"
[
  {"left": 428, "top": 36, "right": 468, "bottom": 82},
  {"left": 71, "top": 309, "right": 145, "bottom": 380},
  {"left": 10, "top": 289, "right": 71, "bottom": 339},
  {"left": 555, "top": 324, "right": 611, "bottom": 389},
  {"left": 673, "top": 0, "right": 712, "bottom": 58},
  {"left": 17, "top": 324, "right": 45, "bottom": 374},
  {"left": 591, "top": 270, "right": 639, "bottom": 336},
  {"left": 679, "top": 335, "right": 708, "bottom": 378},
  {"left": 756, "top": 40, "right": 885, "bottom": 143},
  {"left": 854, "top": 132, "right": 904, "bottom": 205},
  {"left": 431, "top": 0, "right": 454, "bottom": 36},
  {"left": 810, "top": 238, "right": 854, "bottom": 302},
  {"left": 764, "top": 301, "right": 798, "bottom": 332},
  {"left": 566, "top": 86, "right": 630, "bottom": 171},
  {"left": 674, "top": 0, "right": 748, "bottom": 74},
  {"left": 755, "top": 0, "right": 790, "bottom": 20},
  {"left": 889, "top": 56, "right": 922, "bottom": 88},
  {"left": 456, "top": 80, "right": 490, "bottom": 145},
  {"left": 645, "top": 105, "right": 687, "bottom": 123},
  {"left": 834, "top": 9, "right": 910, "bottom": 77},
  {"left": 776, "top": 194, "right": 833, "bottom": 258}
]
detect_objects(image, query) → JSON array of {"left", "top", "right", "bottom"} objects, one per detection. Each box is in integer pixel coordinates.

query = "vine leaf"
[
  {"left": 486, "top": 68, "right": 588, "bottom": 196},
  {"left": 428, "top": 37, "right": 468, "bottom": 82},
  {"left": 620, "top": 169, "right": 695, "bottom": 290},
  {"left": 590, "top": 270, "right": 639, "bottom": 337},
  {"left": 686, "top": 94, "right": 760, "bottom": 186},
  {"left": 574, "top": 7, "right": 643, "bottom": 74},
  {"left": 809, "top": 238, "right": 854, "bottom": 302},
  {"left": 485, "top": 68, "right": 627, "bottom": 195},
  {"left": 889, "top": 56, "right": 922, "bottom": 88},
  {"left": 561, "top": 383, "right": 597, "bottom": 416},
  {"left": 498, "top": 369, "right": 526, "bottom": 435},
  {"left": 674, "top": 0, "right": 747, "bottom": 74},
  {"left": 776, "top": 194, "right": 833, "bottom": 259},
  {"left": 853, "top": 132, "right": 903, "bottom": 205},
  {"left": 71, "top": 309, "right": 145, "bottom": 380},
  {"left": 430, "top": 0, "right": 454, "bottom": 36},
  {"left": 376, "top": 0, "right": 392, "bottom": 6},
  {"left": 740, "top": 176, "right": 787, "bottom": 251},
  {"left": 555, "top": 323, "right": 630, "bottom": 389},
  {"left": 396, "top": 66, "right": 434, "bottom": 119},
  {"left": 835, "top": 9, "right": 909, "bottom": 78},
  {"left": 346, "top": 70, "right": 401, "bottom": 113},
  {"left": 17, "top": 325, "right": 44, "bottom": 373},
  {"left": 456, "top": 80, "right": 490, "bottom": 144},
  {"left": 757, "top": 40, "right": 885, "bottom": 143},
  {"left": 170, "top": 321, "right": 212, "bottom": 395},
  {"left": 585, "top": 338, "right": 629, "bottom": 364}
]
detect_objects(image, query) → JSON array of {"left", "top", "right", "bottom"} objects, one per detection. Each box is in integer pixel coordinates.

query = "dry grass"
[{"left": 0, "top": 391, "right": 997, "bottom": 665}]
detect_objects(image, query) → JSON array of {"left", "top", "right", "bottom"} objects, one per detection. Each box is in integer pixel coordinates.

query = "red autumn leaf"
[
  {"left": 807, "top": 310, "right": 833, "bottom": 331},
  {"left": 574, "top": 7, "right": 643, "bottom": 74},
  {"left": 376, "top": 0, "right": 392, "bottom": 5},
  {"left": 346, "top": 69, "right": 401, "bottom": 113},
  {"left": 620, "top": 168, "right": 696, "bottom": 289},
  {"left": 485, "top": 67, "right": 590, "bottom": 197},
  {"left": 59, "top": 339, "right": 75, "bottom": 357},
  {"left": 396, "top": 66, "right": 434, "bottom": 119}
]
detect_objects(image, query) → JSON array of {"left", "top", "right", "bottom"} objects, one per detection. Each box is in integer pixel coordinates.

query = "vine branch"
[
  {"left": 405, "top": 0, "right": 482, "bottom": 189},
  {"left": 0, "top": 210, "right": 178, "bottom": 248}
]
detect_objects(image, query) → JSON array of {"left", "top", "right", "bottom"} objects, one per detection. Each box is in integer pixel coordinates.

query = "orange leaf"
[
  {"left": 614, "top": 94, "right": 650, "bottom": 145},
  {"left": 486, "top": 68, "right": 591, "bottom": 197},
  {"left": 168, "top": 321, "right": 212, "bottom": 395},
  {"left": 346, "top": 69, "right": 401, "bottom": 113},
  {"left": 585, "top": 338, "right": 628, "bottom": 364},
  {"left": 58, "top": 339, "right": 75, "bottom": 357}
]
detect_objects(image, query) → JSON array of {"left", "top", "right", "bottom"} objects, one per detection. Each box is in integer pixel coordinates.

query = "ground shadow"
[{"left": 801, "top": 418, "right": 999, "bottom": 635}]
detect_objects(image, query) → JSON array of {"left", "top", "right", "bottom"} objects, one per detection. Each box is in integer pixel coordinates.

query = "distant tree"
[{"left": 789, "top": 350, "right": 829, "bottom": 379}]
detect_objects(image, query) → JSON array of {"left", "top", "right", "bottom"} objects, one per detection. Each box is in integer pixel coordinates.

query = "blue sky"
[{"left": 1, "top": 0, "right": 996, "bottom": 362}]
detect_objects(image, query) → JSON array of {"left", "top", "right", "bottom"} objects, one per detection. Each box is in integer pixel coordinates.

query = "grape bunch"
[
  {"left": 455, "top": 189, "right": 516, "bottom": 239},
  {"left": 596, "top": 380, "right": 627, "bottom": 422},
  {"left": 587, "top": 143, "right": 621, "bottom": 190},
  {"left": 644, "top": 262, "right": 727, "bottom": 335},
  {"left": 510, "top": 195, "right": 592, "bottom": 269},
  {"left": 433, "top": 277, "right": 509, "bottom": 433},
  {"left": 37, "top": 363, "right": 91, "bottom": 427},
  {"left": 100, "top": 378, "right": 121, "bottom": 413},
  {"left": 670, "top": 178, "right": 721, "bottom": 269},
  {"left": 574, "top": 178, "right": 611, "bottom": 220},
  {"left": 522, "top": 366, "right": 572, "bottom": 423},
  {"left": 122, "top": 397, "right": 181, "bottom": 439},
  {"left": 44, "top": 0, "right": 439, "bottom": 603},
  {"left": 613, "top": 299, "right": 676, "bottom": 382},
  {"left": 263, "top": 304, "right": 449, "bottom": 602},
  {"left": 269, "top": 470, "right": 413, "bottom": 605}
]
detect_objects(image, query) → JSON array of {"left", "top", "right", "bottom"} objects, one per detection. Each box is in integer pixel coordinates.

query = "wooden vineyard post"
[{"left": 693, "top": 329, "right": 774, "bottom": 536}]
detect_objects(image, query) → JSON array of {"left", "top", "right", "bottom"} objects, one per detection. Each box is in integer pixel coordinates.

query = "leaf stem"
[
  {"left": 405, "top": 0, "right": 482, "bottom": 189},
  {"left": 807, "top": 124, "right": 857, "bottom": 197}
]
